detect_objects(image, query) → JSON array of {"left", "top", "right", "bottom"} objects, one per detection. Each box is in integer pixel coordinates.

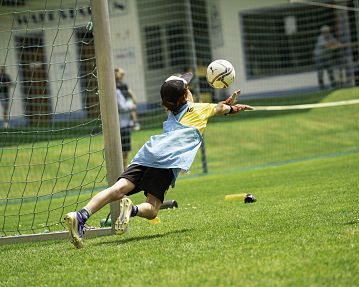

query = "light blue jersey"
[{"left": 131, "top": 103, "right": 203, "bottom": 187}]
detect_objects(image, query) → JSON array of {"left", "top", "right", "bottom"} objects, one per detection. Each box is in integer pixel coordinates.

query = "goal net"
[
  {"left": 0, "top": 0, "right": 358, "bottom": 242},
  {"left": 0, "top": 0, "right": 116, "bottom": 241}
]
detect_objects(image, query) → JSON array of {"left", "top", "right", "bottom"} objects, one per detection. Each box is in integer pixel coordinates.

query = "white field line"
[
  {"left": 252, "top": 99, "right": 359, "bottom": 111},
  {"left": 289, "top": 0, "right": 359, "bottom": 12}
]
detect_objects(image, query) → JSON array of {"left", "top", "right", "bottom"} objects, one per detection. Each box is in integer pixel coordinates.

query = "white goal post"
[{"left": 90, "top": 0, "right": 123, "bottom": 234}]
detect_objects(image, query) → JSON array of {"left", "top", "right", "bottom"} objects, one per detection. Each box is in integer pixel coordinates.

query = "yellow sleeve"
[{"left": 179, "top": 103, "right": 217, "bottom": 134}]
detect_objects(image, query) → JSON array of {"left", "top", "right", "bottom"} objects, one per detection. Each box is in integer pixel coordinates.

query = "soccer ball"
[{"left": 206, "top": 59, "right": 235, "bottom": 89}]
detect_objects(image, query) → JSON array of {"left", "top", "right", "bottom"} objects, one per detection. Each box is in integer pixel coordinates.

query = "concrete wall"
[
  {"left": 1, "top": 0, "right": 330, "bottom": 124},
  {"left": 0, "top": 26, "right": 23, "bottom": 120},
  {"left": 208, "top": 0, "right": 319, "bottom": 97},
  {"left": 0, "top": 1, "right": 91, "bottom": 121},
  {"left": 0, "top": 0, "right": 146, "bottom": 123},
  {"left": 109, "top": 0, "right": 146, "bottom": 103}
]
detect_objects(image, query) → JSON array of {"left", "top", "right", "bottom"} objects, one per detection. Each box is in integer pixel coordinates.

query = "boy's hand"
[
  {"left": 223, "top": 90, "right": 241, "bottom": 105},
  {"left": 229, "top": 104, "right": 253, "bottom": 114}
]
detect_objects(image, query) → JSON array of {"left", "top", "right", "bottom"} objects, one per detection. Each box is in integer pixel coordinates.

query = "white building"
[{"left": 0, "top": 0, "right": 357, "bottom": 125}]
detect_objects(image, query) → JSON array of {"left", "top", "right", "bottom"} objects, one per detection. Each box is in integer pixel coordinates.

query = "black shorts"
[
  {"left": 119, "top": 164, "right": 173, "bottom": 203},
  {"left": 120, "top": 127, "right": 131, "bottom": 152}
]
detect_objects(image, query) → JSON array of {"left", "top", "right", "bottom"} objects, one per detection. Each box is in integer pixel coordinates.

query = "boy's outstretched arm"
[
  {"left": 215, "top": 103, "right": 253, "bottom": 115},
  {"left": 215, "top": 90, "right": 253, "bottom": 115}
]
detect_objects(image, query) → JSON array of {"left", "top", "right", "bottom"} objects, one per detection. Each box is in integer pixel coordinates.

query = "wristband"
[{"left": 225, "top": 106, "right": 233, "bottom": 116}]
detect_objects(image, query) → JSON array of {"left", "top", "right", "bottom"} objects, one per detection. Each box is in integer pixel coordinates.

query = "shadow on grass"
[
  {"left": 344, "top": 220, "right": 359, "bottom": 225},
  {"left": 93, "top": 228, "right": 192, "bottom": 246}
]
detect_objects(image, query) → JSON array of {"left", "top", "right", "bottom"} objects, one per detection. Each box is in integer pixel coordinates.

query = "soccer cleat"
[
  {"left": 115, "top": 197, "right": 133, "bottom": 234},
  {"left": 64, "top": 212, "right": 85, "bottom": 249}
]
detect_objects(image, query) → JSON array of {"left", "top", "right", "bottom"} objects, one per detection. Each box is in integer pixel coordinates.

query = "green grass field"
[{"left": 0, "top": 87, "right": 358, "bottom": 286}]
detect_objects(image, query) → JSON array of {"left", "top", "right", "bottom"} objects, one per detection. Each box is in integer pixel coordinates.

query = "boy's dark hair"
[{"left": 160, "top": 72, "right": 193, "bottom": 112}]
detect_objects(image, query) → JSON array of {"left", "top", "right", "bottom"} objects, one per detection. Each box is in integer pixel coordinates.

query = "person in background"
[
  {"left": 313, "top": 25, "right": 341, "bottom": 90},
  {"left": 115, "top": 68, "right": 137, "bottom": 169},
  {"left": 0, "top": 66, "right": 12, "bottom": 128},
  {"left": 115, "top": 68, "right": 140, "bottom": 131}
]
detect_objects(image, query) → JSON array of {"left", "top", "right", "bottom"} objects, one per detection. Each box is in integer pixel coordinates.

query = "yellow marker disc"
[
  {"left": 224, "top": 193, "right": 247, "bottom": 201},
  {"left": 148, "top": 217, "right": 161, "bottom": 225}
]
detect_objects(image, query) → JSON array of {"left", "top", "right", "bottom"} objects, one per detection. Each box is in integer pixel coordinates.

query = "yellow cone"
[
  {"left": 224, "top": 193, "right": 247, "bottom": 201},
  {"left": 148, "top": 217, "right": 161, "bottom": 225}
]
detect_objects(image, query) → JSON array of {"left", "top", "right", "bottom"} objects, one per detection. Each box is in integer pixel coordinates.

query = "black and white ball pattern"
[{"left": 206, "top": 59, "right": 235, "bottom": 89}]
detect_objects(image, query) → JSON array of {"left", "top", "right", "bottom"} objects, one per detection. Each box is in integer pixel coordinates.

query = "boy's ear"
[{"left": 184, "top": 89, "right": 190, "bottom": 99}]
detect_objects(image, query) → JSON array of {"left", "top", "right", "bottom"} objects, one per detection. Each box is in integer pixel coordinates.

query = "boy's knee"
[
  {"left": 147, "top": 209, "right": 158, "bottom": 220},
  {"left": 144, "top": 194, "right": 161, "bottom": 219},
  {"left": 111, "top": 178, "right": 135, "bottom": 200}
]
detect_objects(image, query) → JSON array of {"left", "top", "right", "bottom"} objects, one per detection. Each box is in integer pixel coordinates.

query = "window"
[
  {"left": 166, "top": 25, "right": 188, "bottom": 67},
  {"left": 144, "top": 26, "right": 164, "bottom": 70},
  {"left": 241, "top": 4, "right": 336, "bottom": 78}
]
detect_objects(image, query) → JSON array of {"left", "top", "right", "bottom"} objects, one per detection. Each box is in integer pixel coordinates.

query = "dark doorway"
[{"left": 16, "top": 33, "right": 51, "bottom": 125}]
